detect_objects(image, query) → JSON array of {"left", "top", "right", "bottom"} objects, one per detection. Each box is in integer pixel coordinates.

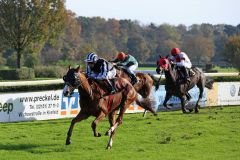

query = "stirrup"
[{"left": 109, "top": 90, "right": 116, "bottom": 94}]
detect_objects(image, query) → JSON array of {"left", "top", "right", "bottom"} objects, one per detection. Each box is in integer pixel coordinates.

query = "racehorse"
[
  {"left": 62, "top": 66, "right": 151, "bottom": 149},
  {"left": 156, "top": 56, "right": 214, "bottom": 113},
  {"left": 114, "top": 66, "right": 157, "bottom": 116}
]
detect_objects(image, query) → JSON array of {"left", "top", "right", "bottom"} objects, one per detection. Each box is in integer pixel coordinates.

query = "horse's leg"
[
  {"left": 143, "top": 98, "right": 157, "bottom": 116},
  {"left": 66, "top": 112, "right": 89, "bottom": 145},
  {"left": 106, "top": 99, "right": 129, "bottom": 149},
  {"left": 180, "top": 96, "right": 188, "bottom": 113},
  {"left": 105, "top": 110, "right": 117, "bottom": 136},
  {"left": 195, "top": 85, "right": 204, "bottom": 113},
  {"left": 136, "top": 97, "right": 157, "bottom": 116},
  {"left": 143, "top": 110, "right": 147, "bottom": 117},
  {"left": 91, "top": 112, "right": 106, "bottom": 137},
  {"left": 163, "top": 92, "right": 172, "bottom": 109}
]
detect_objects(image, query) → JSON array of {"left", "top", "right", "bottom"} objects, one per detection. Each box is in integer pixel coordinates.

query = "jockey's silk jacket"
[
  {"left": 169, "top": 52, "right": 192, "bottom": 69},
  {"left": 86, "top": 58, "right": 114, "bottom": 79},
  {"left": 112, "top": 54, "right": 138, "bottom": 67}
]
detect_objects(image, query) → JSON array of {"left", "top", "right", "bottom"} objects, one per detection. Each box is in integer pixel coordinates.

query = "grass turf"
[{"left": 0, "top": 106, "right": 239, "bottom": 160}]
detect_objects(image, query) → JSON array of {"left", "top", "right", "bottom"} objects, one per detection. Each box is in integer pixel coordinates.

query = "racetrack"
[{"left": 0, "top": 106, "right": 239, "bottom": 160}]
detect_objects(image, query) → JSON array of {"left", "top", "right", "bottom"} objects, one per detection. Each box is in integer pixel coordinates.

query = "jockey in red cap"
[{"left": 169, "top": 48, "right": 192, "bottom": 83}]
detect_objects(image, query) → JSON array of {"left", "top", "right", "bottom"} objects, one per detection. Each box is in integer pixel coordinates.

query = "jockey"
[
  {"left": 169, "top": 48, "right": 192, "bottom": 83},
  {"left": 111, "top": 52, "right": 138, "bottom": 85},
  {"left": 85, "top": 52, "right": 116, "bottom": 94}
]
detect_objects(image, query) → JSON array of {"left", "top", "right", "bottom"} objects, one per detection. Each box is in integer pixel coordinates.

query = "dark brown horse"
[
  {"left": 156, "top": 56, "right": 214, "bottom": 113},
  {"left": 115, "top": 66, "right": 157, "bottom": 116},
  {"left": 63, "top": 66, "right": 150, "bottom": 149}
]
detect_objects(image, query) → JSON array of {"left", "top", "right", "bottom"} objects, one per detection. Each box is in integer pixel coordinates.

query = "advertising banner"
[
  {"left": 206, "top": 83, "right": 218, "bottom": 106},
  {"left": 217, "top": 82, "right": 240, "bottom": 105},
  {"left": 0, "top": 90, "right": 80, "bottom": 122},
  {"left": 153, "top": 85, "right": 208, "bottom": 111},
  {"left": 1, "top": 82, "right": 239, "bottom": 122}
]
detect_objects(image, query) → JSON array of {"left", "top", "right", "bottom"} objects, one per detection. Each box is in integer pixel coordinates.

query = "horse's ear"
[
  {"left": 76, "top": 65, "right": 80, "bottom": 72},
  {"left": 159, "top": 55, "right": 162, "bottom": 58},
  {"left": 166, "top": 55, "right": 169, "bottom": 58},
  {"left": 68, "top": 65, "right": 71, "bottom": 70}
]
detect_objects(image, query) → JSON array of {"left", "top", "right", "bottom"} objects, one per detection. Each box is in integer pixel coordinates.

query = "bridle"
[{"left": 63, "top": 71, "right": 83, "bottom": 95}]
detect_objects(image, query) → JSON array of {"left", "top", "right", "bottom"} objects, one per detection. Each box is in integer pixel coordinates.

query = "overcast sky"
[{"left": 65, "top": 0, "right": 240, "bottom": 26}]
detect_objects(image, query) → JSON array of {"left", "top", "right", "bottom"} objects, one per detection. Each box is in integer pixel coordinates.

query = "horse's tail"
[
  {"left": 205, "top": 79, "right": 214, "bottom": 89},
  {"left": 135, "top": 97, "right": 157, "bottom": 116},
  {"left": 148, "top": 73, "right": 160, "bottom": 91}
]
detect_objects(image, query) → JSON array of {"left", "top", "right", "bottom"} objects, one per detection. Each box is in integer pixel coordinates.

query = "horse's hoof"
[
  {"left": 188, "top": 109, "right": 193, "bottom": 113},
  {"left": 153, "top": 113, "right": 158, "bottom": 116},
  {"left": 66, "top": 140, "right": 71, "bottom": 145},
  {"left": 105, "top": 131, "right": 111, "bottom": 136},
  {"left": 94, "top": 133, "right": 102, "bottom": 137},
  {"left": 182, "top": 110, "right": 188, "bottom": 114},
  {"left": 164, "top": 106, "right": 171, "bottom": 109},
  {"left": 106, "top": 145, "right": 112, "bottom": 150},
  {"left": 195, "top": 109, "right": 199, "bottom": 113}
]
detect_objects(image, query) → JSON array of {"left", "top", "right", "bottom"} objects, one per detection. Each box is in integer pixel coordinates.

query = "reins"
[{"left": 155, "top": 70, "right": 163, "bottom": 90}]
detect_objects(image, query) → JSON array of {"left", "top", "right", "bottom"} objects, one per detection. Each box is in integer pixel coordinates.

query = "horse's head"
[
  {"left": 156, "top": 56, "right": 170, "bottom": 73},
  {"left": 62, "top": 66, "right": 82, "bottom": 97}
]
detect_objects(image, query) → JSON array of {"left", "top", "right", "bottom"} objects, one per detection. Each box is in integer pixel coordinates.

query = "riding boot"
[
  {"left": 186, "top": 92, "right": 192, "bottom": 101},
  {"left": 106, "top": 79, "right": 116, "bottom": 94},
  {"left": 130, "top": 74, "right": 138, "bottom": 85},
  {"left": 181, "top": 67, "right": 190, "bottom": 83}
]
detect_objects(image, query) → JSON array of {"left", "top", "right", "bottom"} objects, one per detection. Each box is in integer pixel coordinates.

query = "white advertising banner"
[
  {"left": 217, "top": 82, "right": 240, "bottom": 105},
  {"left": 1, "top": 82, "right": 240, "bottom": 122},
  {"left": 153, "top": 85, "right": 208, "bottom": 111},
  {"left": 0, "top": 90, "right": 80, "bottom": 122}
]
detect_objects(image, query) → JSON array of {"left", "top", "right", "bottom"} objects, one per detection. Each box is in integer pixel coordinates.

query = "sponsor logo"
[
  {"left": 0, "top": 102, "right": 13, "bottom": 114},
  {"left": 230, "top": 85, "right": 236, "bottom": 97},
  {"left": 61, "top": 92, "right": 79, "bottom": 115}
]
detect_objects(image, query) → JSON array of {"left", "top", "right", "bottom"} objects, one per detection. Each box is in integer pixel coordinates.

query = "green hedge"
[
  {"left": 0, "top": 83, "right": 64, "bottom": 93},
  {"left": 34, "top": 66, "right": 67, "bottom": 78},
  {"left": 153, "top": 75, "right": 240, "bottom": 86},
  {"left": 211, "top": 76, "right": 240, "bottom": 82},
  {"left": 0, "top": 68, "right": 35, "bottom": 80}
]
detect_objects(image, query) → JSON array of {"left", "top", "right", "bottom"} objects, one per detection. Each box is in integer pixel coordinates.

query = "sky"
[{"left": 65, "top": 0, "right": 240, "bottom": 26}]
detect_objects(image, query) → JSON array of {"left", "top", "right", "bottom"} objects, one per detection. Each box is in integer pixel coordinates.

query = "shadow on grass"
[
  {"left": 0, "top": 144, "right": 40, "bottom": 151},
  {"left": 0, "top": 143, "right": 63, "bottom": 154}
]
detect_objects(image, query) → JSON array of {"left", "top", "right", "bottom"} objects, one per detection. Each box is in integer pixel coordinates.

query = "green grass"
[
  {"left": 0, "top": 106, "right": 240, "bottom": 160},
  {"left": 137, "top": 67, "right": 155, "bottom": 71},
  {"left": 212, "top": 66, "right": 239, "bottom": 72}
]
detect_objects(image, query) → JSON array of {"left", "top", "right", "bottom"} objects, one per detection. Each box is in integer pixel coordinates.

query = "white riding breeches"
[{"left": 125, "top": 62, "right": 138, "bottom": 75}]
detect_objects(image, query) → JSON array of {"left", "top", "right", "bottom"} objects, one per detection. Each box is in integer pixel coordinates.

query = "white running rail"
[{"left": 0, "top": 72, "right": 239, "bottom": 87}]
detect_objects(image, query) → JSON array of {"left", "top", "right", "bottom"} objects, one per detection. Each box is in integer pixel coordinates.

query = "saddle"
[
  {"left": 114, "top": 66, "right": 139, "bottom": 85},
  {"left": 189, "top": 68, "right": 196, "bottom": 77},
  {"left": 176, "top": 67, "right": 196, "bottom": 83},
  {"left": 90, "top": 78, "right": 125, "bottom": 95}
]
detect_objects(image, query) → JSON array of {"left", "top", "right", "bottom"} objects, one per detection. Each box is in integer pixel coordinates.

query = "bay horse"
[
  {"left": 62, "top": 66, "right": 151, "bottom": 149},
  {"left": 156, "top": 56, "right": 214, "bottom": 113},
  {"left": 114, "top": 66, "right": 157, "bottom": 116}
]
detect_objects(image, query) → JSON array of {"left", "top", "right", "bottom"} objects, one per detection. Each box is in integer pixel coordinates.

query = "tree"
[
  {"left": 224, "top": 35, "right": 240, "bottom": 70},
  {"left": 156, "top": 40, "right": 179, "bottom": 56},
  {"left": 0, "top": 0, "right": 67, "bottom": 68},
  {"left": 157, "top": 24, "right": 181, "bottom": 44},
  {"left": 182, "top": 34, "right": 215, "bottom": 63},
  {"left": 224, "top": 25, "right": 238, "bottom": 36},
  {"left": 127, "top": 35, "right": 150, "bottom": 62},
  {"left": 41, "top": 11, "right": 81, "bottom": 65}
]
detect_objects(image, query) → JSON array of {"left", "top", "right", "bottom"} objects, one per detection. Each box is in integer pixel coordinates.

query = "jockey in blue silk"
[
  {"left": 111, "top": 52, "right": 138, "bottom": 85},
  {"left": 169, "top": 48, "right": 192, "bottom": 83},
  {"left": 85, "top": 52, "right": 116, "bottom": 94}
]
